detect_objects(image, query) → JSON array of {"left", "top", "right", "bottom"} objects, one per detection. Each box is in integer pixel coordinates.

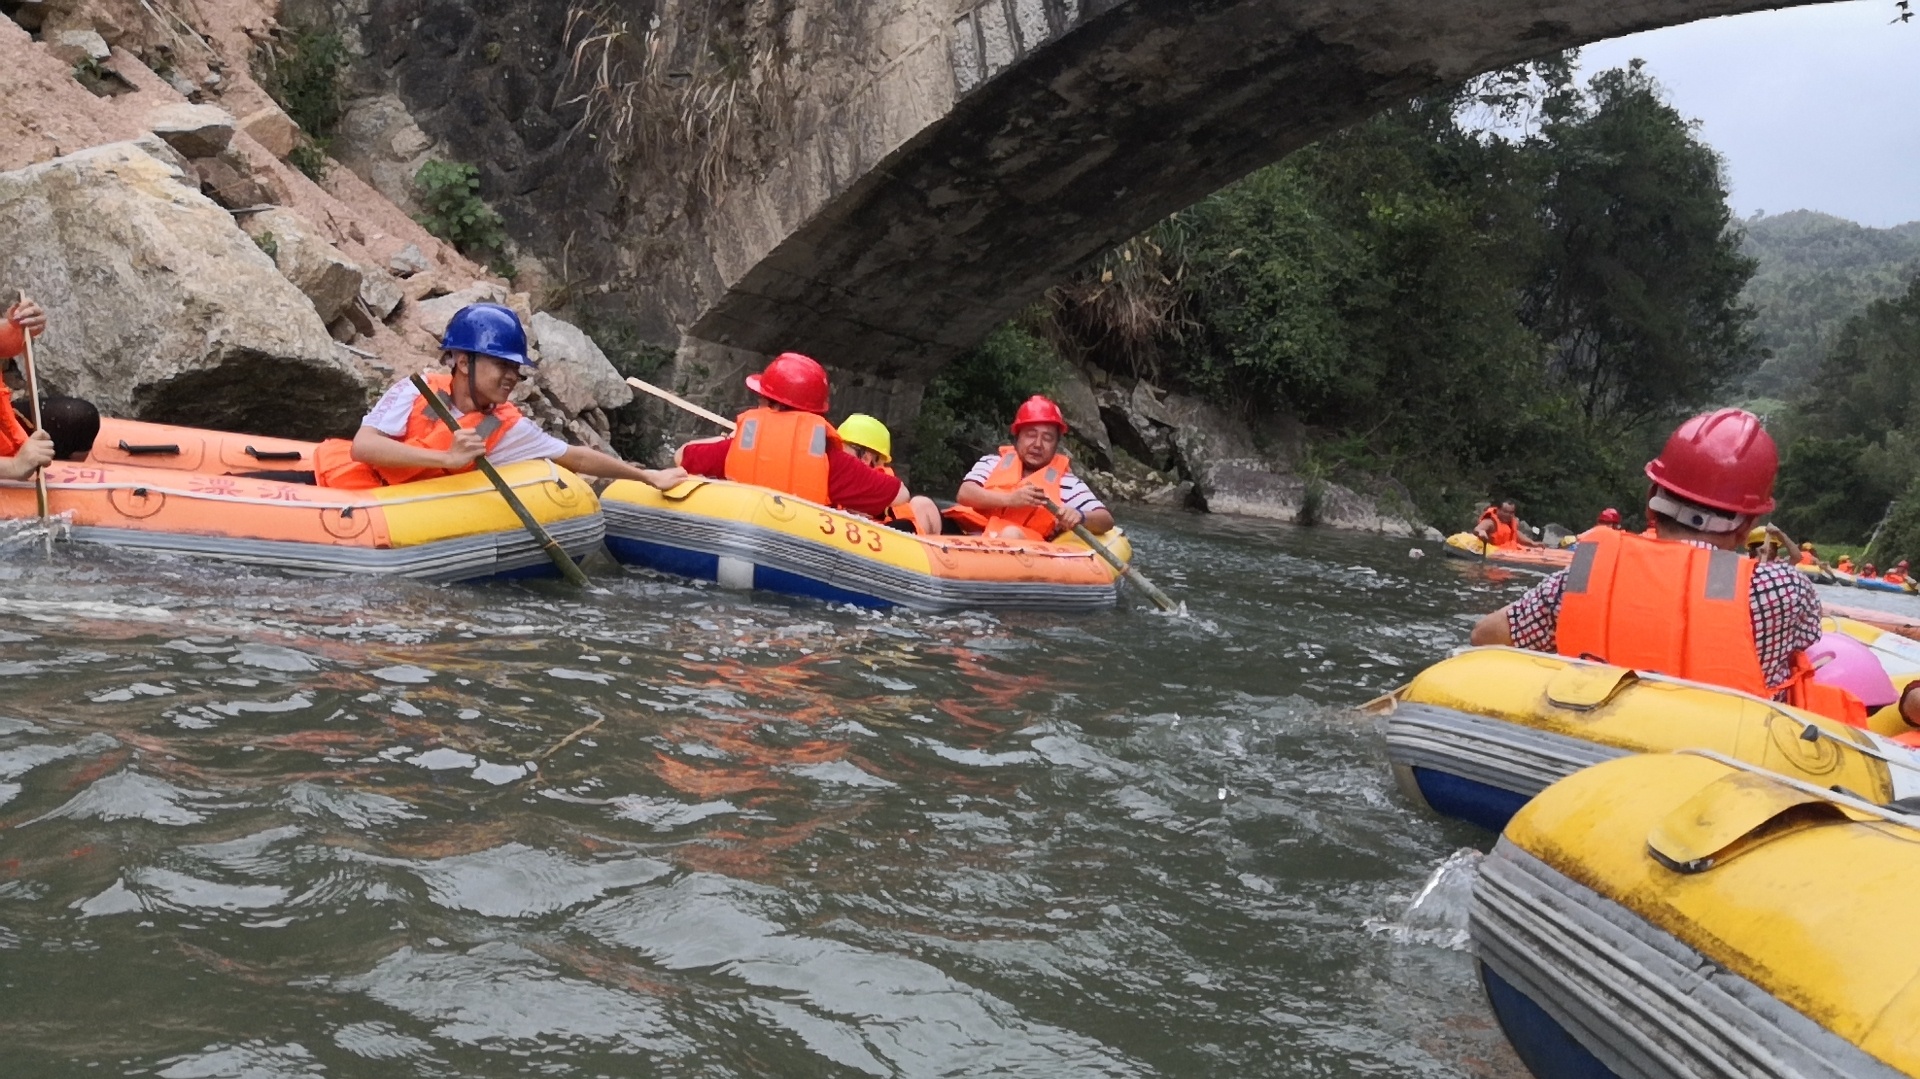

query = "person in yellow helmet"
[
  {"left": 1791, "top": 541, "right": 1820, "bottom": 567},
  {"left": 1836, "top": 554, "right": 1854, "bottom": 573},
  {"left": 836, "top": 413, "right": 939, "bottom": 533}
]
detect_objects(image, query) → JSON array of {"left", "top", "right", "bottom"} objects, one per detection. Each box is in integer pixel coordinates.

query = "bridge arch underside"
[{"left": 690, "top": 0, "right": 1831, "bottom": 379}]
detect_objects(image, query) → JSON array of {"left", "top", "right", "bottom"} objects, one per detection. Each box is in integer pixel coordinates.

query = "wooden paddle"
[
  {"left": 1043, "top": 496, "right": 1178, "bottom": 612},
  {"left": 15, "top": 294, "right": 51, "bottom": 553},
  {"left": 627, "top": 376, "right": 734, "bottom": 431},
  {"left": 409, "top": 373, "right": 589, "bottom": 586}
]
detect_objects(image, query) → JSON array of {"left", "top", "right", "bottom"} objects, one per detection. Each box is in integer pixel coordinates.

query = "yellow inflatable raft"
[
  {"left": 600, "top": 477, "right": 1132, "bottom": 611},
  {"left": 1370, "top": 643, "right": 1920, "bottom": 833},
  {"left": 1475, "top": 751, "right": 1920, "bottom": 1079}
]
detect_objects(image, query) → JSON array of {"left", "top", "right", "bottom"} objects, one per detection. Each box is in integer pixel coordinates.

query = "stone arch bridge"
[{"left": 362, "top": 0, "right": 1834, "bottom": 422}]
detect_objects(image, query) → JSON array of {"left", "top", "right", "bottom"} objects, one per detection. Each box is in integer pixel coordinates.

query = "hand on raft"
[{"left": 0, "top": 429, "right": 54, "bottom": 480}]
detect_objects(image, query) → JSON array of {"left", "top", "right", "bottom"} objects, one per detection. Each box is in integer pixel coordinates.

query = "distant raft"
[
  {"left": 0, "top": 418, "right": 602, "bottom": 580},
  {"left": 1369, "top": 642, "right": 1920, "bottom": 833},
  {"left": 1439, "top": 532, "right": 1573, "bottom": 571},
  {"left": 1474, "top": 751, "right": 1920, "bottom": 1079},
  {"left": 599, "top": 477, "right": 1132, "bottom": 611},
  {"left": 1793, "top": 561, "right": 1837, "bottom": 585}
]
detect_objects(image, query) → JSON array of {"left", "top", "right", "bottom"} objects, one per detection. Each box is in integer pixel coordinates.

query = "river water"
[{"left": 0, "top": 511, "right": 1536, "bottom": 1078}]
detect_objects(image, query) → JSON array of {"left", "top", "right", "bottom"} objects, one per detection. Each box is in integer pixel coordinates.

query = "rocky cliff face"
[{"left": 0, "top": 0, "right": 637, "bottom": 447}]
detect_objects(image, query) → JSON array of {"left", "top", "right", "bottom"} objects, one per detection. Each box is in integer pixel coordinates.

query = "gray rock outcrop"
[
  {"left": 239, "top": 208, "right": 365, "bottom": 326},
  {"left": 145, "top": 104, "right": 236, "bottom": 159},
  {"left": 0, "top": 139, "right": 375, "bottom": 439},
  {"left": 529, "top": 312, "right": 633, "bottom": 414}
]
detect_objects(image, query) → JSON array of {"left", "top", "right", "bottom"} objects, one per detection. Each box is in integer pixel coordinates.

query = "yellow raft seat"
[
  {"left": 1369, "top": 642, "right": 1920, "bottom": 834},
  {"left": 599, "top": 477, "right": 1132, "bottom": 611},
  {"left": 1475, "top": 751, "right": 1920, "bottom": 1079},
  {"left": 1, "top": 419, "right": 602, "bottom": 581}
]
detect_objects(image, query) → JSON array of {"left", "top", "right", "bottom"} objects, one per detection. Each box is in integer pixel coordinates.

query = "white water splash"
[{"left": 1363, "top": 847, "right": 1482, "bottom": 951}]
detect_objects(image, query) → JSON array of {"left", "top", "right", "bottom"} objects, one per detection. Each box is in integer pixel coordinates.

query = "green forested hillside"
[{"left": 1740, "top": 211, "right": 1920, "bottom": 399}]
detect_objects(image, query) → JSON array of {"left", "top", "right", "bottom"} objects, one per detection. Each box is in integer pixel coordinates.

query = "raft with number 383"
[
  {"left": 599, "top": 476, "right": 1133, "bottom": 611},
  {"left": 0, "top": 418, "right": 603, "bottom": 580}
]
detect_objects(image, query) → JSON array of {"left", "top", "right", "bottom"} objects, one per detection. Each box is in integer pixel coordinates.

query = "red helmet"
[
  {"left": 1644, "top": 408, "right": 1777, "bottom": 516},
  {"left": 1010, "top": 395, "right": 1068, "bottom": 435},
  {"left": 1598, "top": 507, "right": 1621, "bottom": 525},
  {"left": 745, "top": 352, "right": 829, "bottom": 413}
]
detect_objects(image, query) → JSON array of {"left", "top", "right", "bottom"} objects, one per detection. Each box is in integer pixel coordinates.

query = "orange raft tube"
[
  {"left": 1, "top": 418, "right": 602, "bottom": 580},
  {"left": 598, "top": 476, "right": 1133, "bottom": 611}
]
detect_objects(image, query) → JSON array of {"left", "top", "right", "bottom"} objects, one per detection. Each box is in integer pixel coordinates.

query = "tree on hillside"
[
  {"left": 1523, "top": 62, "right": 1759, "bottom": 437},
  {"left": 1739, "top": 211, "right": 1920, "bottom": 398},
  {"left": 1775, "top": 276, "right": 1920, "bottom": 545}
]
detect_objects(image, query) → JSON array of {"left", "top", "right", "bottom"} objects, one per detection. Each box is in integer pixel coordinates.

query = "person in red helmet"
[
  {"left": 1575, "top": 506, "right": 1625, "bottom": 542},
  {"left": 1470, "top": 409, "right": 1856, "bottom": 722},
  {"left": 948, "top": 395, "right": 1114, "bottom": 539},
  {"left": 1885, "top": 560, "right": 1911, "bottom": 585},
  {"left": 675, "top": 353, "right": 938, "bottom": 531}
]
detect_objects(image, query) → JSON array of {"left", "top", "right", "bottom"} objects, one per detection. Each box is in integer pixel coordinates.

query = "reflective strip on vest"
[{"left": 722, "top": 407, "right": 832, "bottom": 505}]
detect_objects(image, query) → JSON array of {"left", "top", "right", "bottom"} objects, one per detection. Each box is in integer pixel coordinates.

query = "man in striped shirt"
[{"left": 952, "top": 395, "right": 1114, "bottom": 539}]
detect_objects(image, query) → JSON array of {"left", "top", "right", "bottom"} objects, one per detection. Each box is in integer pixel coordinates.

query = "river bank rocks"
[
  {"left": 0, "top": 0, "right": 642, "bottom": 448},
  {"left": 1065, "top": 364, "right": 1426, "bottom": 535}
]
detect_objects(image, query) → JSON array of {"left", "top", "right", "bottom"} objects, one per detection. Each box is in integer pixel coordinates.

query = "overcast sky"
[{"left": 1577, "top": 2, "right": 1918, "bottom": 227}]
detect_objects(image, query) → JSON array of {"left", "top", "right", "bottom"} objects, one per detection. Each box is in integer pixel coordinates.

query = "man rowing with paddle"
[
  {"left": 291, "top": 303, "right": 686, "bottom": 490},
  {"left": 673, "top": 353, "right": 941, "bottom": 533},
  {"left": 946, "top": 395, "right": 1113, "bottom": 540}
]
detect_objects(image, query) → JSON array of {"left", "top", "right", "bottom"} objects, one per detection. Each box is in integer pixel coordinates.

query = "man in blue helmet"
[{"left": 308, "top": 303, "right": 685, "bottom": 489}]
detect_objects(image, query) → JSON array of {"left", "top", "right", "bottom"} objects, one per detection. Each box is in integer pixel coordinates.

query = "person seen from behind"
[
  {"left": 949, "top": 395, "right": 1114, "bottom": 539},
  {"left": 1468, "top": 408, "right": 1864, "bottom": 722},
  {"left": 675, "top": 353, "right": 938, "bottom": 532}
]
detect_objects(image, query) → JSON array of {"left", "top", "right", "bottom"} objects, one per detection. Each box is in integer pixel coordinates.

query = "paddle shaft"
[
  {"left": 1044, "top": 497, "right": 1177, "bottom": 611},
  {"left": 16, "top": 297, "right": 50, "bottom": 547},
  {"left": 408, "top": 374, "right": 589, "bottom": 586},
  {"left": 626, "top": 376, "right": 735, "bottom": 431}
]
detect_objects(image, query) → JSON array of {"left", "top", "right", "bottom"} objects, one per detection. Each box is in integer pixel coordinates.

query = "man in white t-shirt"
[
  {"left": 949, "top": 395, "right": 1114, "bottom": 539},
  {"left": 309, "top": 303, "right": 685, "bottom": 490}
]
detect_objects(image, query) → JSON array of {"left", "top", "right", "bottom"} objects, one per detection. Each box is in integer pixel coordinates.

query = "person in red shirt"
[{"left": 675, "top": 353, "right": 938, "bottom": 531}]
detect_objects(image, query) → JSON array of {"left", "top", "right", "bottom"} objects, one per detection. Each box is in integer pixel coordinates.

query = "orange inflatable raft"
[{"left": 1, "top": 418, "right": 602, "bottom": 580}]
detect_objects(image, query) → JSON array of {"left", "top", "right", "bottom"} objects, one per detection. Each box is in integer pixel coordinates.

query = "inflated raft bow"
[{"left": 1474, "top": 751, "right": 1920, "bottom": 1079}]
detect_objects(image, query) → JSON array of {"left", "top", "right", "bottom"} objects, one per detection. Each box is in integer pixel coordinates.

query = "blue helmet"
[{"left": 441, "top": 302, "right": 533, "bottom": 368}]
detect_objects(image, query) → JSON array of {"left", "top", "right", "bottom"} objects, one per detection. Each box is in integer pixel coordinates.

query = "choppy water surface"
[{"left": 0, "top": 512, "right": 1535, "bottom": 1078}]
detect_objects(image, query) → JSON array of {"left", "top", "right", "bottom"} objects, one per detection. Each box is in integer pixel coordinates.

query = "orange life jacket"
[
  {"left": 1887, "top": 570, "right": 1910, "bottom": 584},
  {"left": 1479, "top": 507, "right": 1518, "bottom": 548},
  {"left": 1796, "top": 551, "right": 1819, "bottom": 567},
  {"left": 1556, "top": 529, "right": 1863, "bottom": 723},
  {"left": 313, "top": 372, "right": 524, "bottom": 488},
  {"left": 723, "top": 407, "right": 835, "bottom": 505},
  {"left": 0, "top": 383, "right": 29, "bottom": 458},
  {"left": 948, "top": 447, "right": 1071, "bottom": 540}
]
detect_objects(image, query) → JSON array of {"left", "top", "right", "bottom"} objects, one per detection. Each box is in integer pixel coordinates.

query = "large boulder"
[
  {"left": 145, "top": 104, "right": 236, "bottom": 159},
  {"left": 529, "top": 312, "right": 633, "bottom": 414},
  {"left": 239, "top": 208, "right": 365, "bottom": 326},
  {"left": 0, "top": 139, "right": 375, "bottom": 439}
]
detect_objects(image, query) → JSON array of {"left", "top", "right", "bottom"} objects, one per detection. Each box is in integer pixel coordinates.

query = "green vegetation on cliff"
[{"left": 922, "top": 59, "right": 1761, "bottom": 528}]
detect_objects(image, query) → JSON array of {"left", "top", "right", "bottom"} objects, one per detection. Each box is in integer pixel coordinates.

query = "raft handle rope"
[
  {"left": 117, "top": 441, "right": 181, "bottom": 456},
  {"left": 244, "top": 446, "right": 304, "bottom": 462}
]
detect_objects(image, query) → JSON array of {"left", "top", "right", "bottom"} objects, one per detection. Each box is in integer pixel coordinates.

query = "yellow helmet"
[
  {"left": 1746, "top": 527, "right": 1768, "bottom": 546},
  {"left": 836, "top": 413, "right": 892, "bottom": 462},
  {"left": 1801, "top": 541, "right": 1815, "bottom": 551}
]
